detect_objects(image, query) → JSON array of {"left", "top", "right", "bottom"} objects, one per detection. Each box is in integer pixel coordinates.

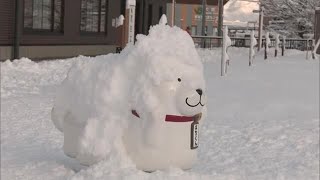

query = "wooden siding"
[{"left": 0, "top": 0, "right": 15, "bottom": 45}]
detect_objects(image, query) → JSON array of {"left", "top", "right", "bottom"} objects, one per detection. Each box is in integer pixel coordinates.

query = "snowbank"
[{"left": 1, "top": 39, "right": 318, "bottom": 180}]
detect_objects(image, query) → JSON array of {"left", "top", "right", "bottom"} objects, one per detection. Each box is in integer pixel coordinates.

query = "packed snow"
[
  {"left": 51, "top": 23, "right": 207, "bottom": 171},
  {"left": 1, "top": 38, "right": 319, "bottom": 179}
]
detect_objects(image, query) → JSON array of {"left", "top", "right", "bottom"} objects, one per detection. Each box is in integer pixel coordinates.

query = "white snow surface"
[{"left": 1, "top": 46, "right": 319, "bottom": 179}]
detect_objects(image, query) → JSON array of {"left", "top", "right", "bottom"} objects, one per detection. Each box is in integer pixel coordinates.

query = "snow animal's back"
[{"left": 51, "top": 54, "right": 133, "bottom": 132}]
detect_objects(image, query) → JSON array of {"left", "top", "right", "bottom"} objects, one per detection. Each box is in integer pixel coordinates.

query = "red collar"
[
  {"left": 165, "top": 115, "right": 193, "bottom": 122},
  {"left": 131, "top": 110, "right": 199, "bottom": 123}
]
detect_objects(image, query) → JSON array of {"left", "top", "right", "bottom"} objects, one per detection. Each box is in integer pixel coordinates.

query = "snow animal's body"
[{"left": 51, "top": 21, "right": 207, "bottom": 171}]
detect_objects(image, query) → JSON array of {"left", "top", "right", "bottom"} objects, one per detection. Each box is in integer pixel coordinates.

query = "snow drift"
[{"left": 51, "top": 20, "right": 207, "bottom": 171}]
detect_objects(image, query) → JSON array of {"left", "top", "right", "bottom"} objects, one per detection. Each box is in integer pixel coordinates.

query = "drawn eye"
[{"left": 178, "top": 78, "right": 181, "bottom": 82}]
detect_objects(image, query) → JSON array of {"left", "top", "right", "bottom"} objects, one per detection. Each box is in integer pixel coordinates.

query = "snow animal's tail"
[{"left": 51, "top": 107, "right": 64, "bottom": 132}]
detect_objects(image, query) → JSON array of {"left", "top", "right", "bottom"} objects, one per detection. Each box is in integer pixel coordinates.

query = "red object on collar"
[
  {"left": 165, "top": 115, "right": 193, "bottom": 122},
  {"left": 131, "top": 109, "right": 193, "bottom": 122}
]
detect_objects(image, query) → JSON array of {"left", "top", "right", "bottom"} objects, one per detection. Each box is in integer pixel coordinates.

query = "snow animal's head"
[{"left": 126, "top": 22, "right": 207, "bottom": 121}]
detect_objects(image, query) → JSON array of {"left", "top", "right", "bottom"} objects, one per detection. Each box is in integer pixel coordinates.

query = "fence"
[{"left": 191, "top": 36, "right": 314, "bottom": 51}]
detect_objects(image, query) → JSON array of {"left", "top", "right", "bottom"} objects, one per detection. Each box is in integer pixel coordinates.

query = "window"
[
  {"left": 135, "top": 2, "right": 141, "bottom": 35},
  {"left": 24, "top": 0, "right": 63, "bottom": 32},
  {"left": 80, "top": 0, "right": 108, "bottom": 33}
]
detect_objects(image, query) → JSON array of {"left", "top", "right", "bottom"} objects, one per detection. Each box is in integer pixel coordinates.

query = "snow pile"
[
  {"left": 52, "top": 22, "right": 206, "bottom": 171},
  {"left": 1, "top": 58, "right": 75, "bottom": 98},
  {"left": 1, "top": 47, "right": 319, "bottom": 179}
]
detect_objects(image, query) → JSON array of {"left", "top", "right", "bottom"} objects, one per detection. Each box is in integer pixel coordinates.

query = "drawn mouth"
[{"left": 186, "top": 96, "right": 205, "bottom": 107}]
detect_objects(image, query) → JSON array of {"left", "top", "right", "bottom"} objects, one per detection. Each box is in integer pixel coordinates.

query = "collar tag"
[{"left": 191, "top": 121, "right": 199, "bottom": 149}]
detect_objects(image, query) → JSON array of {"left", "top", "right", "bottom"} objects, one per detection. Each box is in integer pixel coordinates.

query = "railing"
[
  {"left": 262, "top": 38, "right": 314, "bottom": 51},
  {"left": 192, "top": 36, "right": 256, "bottom": 48},
  {"left": 191, "top": 36, "right": 314, "bottom": 51},
  {"left": 192, "top": 36, "right": 222, "bottom": 48}
]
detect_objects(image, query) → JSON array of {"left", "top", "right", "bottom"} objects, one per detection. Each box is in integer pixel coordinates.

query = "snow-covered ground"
[{"left": 1, "top": 48, "right": 319, "bottom": 179}]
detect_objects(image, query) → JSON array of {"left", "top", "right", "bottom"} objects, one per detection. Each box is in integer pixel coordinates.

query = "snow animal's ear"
[{"left": 159, "top": 14, "right": 167, "bottom": 25}]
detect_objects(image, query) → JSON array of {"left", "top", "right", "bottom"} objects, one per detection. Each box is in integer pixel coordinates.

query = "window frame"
[
  {"left": 79, "top": 0, "right": 108, "bottom": 35},
  {"left": 23, "top": 0, "right": 64, "bottom": 34}
]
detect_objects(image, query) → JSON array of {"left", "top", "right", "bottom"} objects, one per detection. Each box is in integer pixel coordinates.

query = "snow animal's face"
[
  {"left": 175, "top": 79, "right": 206, "bottom": 116},
  {"left": 151, "top": 60, "right": 206, "bottom": 118}
]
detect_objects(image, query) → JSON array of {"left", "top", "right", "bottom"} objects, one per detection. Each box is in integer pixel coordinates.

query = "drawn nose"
[{"left": 196, "top": 89, "right": 203, "bottom": 96}]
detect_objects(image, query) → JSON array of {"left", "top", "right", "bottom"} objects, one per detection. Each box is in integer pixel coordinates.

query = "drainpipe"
[{"left": 13, "top": 0, "right": 20, "bottom": 59}]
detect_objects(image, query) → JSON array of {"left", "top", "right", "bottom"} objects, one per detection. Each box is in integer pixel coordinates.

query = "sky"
[{"left": 224, "top": 0, "right": 259, "bottom": 26}]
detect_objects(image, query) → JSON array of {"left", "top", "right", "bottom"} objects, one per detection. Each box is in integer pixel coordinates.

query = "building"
[
  {"left": 315, "top": 8, "right": 320, "bottom": 54},
  {"left": 0, "top": 0, "right": 166, "bottom": 61},
  {"left": 166, "top": 0, "right": 228, "bottom": 36}
]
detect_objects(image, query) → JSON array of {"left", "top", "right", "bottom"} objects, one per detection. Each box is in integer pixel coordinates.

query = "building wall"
[
  {"left": 0, "top": 0, "right": 168, "bottom": 60},
  {"left": 167, "top": 3, "right": 219, "bottom": 36},
  {"left": 0, "top": 0, "right": 123, "bottom": 60},
  {"left": 135, "top": 0, "right": 167, "bottom": 35},
  {"left": 18, "top": 0, "right": 121, "bottom": 46},
  {"left": 0, "top": 45, "right": 118, "bottom": 61},
  {"left": 316, "top": 9, "right": 320, "bottom": 54},
  {"left": 0, "top": 0, "right": 15, "bottom": 46}
]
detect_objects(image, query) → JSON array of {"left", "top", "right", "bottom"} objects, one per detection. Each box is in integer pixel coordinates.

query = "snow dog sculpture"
[{"left": 51, "top": 18, "right": 207, "bottom": 172}]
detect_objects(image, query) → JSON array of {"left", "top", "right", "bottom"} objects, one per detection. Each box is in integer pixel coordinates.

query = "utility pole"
[
  {"left": 201, "top": 0, "right": 206, "bottom": 36},
  {"left": 258, "top": 5, "right": 264, "bottom": 51},
  {"left": 252, "top": 2, "right": 263, "bottom": 51},
  {"left": 201, "top": 0, "right": 206, "bottom": 48},
  {"left": 217, "top": 0, "right": 223, "bottom": 37},
  {"left": 239, "top": 0, "right": 261, "bottom": 50},
  {"left": 124, "top": 0, "right": 136, "bottom": 45}
]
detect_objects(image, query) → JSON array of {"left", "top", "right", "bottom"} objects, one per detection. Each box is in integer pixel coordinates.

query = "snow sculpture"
[
  {"left": 116, "top": 15, "right": 125, "bottom": 27},
  {"left": 249, "top": 31, "right": 257, "bottom": 66},
  {"left": 312, "top": 38, "right": 320, "bottom": 60},
  {"left": 265, "top": 32, "right": 271, "bottom": 59},
  {"left": 221, "top": 26, "right": 231, "bottom": 76},
  {"left": 51, "top": 15, "right": 207, "bottom": 172},
  {"left": 159, "top": 14, "right": 168, "bottom": 25}
]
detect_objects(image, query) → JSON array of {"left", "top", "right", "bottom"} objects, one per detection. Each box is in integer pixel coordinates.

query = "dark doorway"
[
  {"left": 147, "top": 4, "right": 153, "bottom": 31},
  {"left": 142, "top": 0, "right": 146, "bottom": 34},
  {"left": 159, "top": 6, "right": 163, "bottom": 21},
  {"left": 135, "top": 2, "right": 141, "bottom": 37}
]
